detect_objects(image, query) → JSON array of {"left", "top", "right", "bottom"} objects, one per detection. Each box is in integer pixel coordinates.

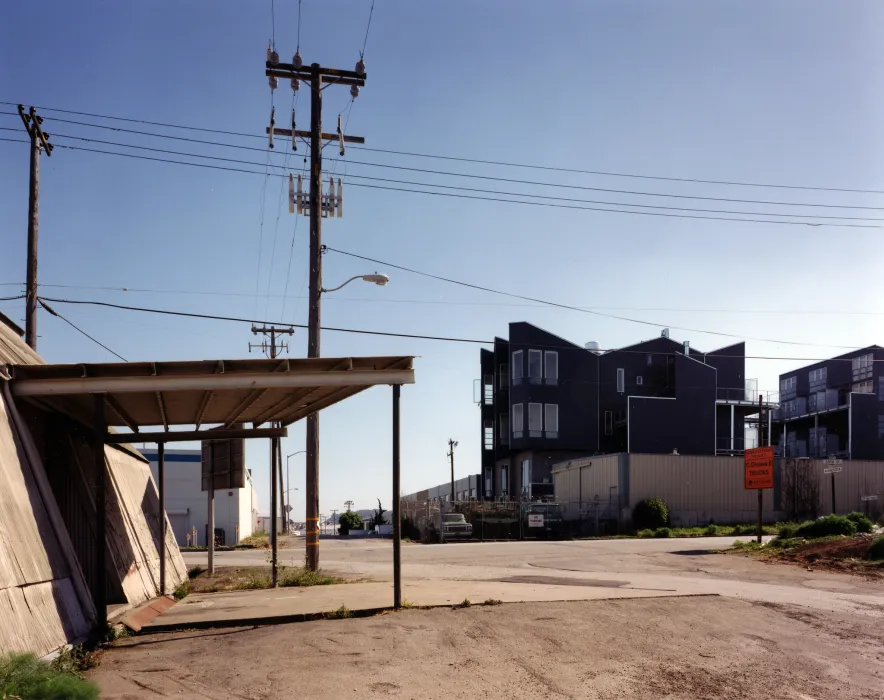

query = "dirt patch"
[
  {"left": 733, "top": 535, "right": 884, "bottom": 578},
  {"left": 92, "top": 597, "right": 884, "bottom": 699}
]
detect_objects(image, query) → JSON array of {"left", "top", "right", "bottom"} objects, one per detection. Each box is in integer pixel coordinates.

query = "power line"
[
  {"left": 2, "top": 282, "right": 881, "bottom": 316},
  {"left": 38, "top": 299, "right": 127, "bottom": 361},
  {"left": 322, "top": 247, "right": 863, "bottom": 350},
  {"left": 5, "top": 101, "right": 884, "bottom": 196},
  {"left": 4, "top": 138, "right": 876, "bottom": 229},
  {"left": 36, "top": 129, "right": 882, "bottom": 223},
  {"left": 33, "top": 295, "right": 883, "bottom": 364},
  {"left": 6, "top": 113, "right": 884, "bottom": 212},
  {"left": 360, "top": 0, "right": 375, "bottom": 58}
]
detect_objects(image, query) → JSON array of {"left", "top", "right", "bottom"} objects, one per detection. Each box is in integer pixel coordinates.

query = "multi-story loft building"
[
  {"left": 773, "top": 346, "right": 884, "bottom": 460},
  {"left": 478, "top": 322, "right": 760, "bottom": 500}
]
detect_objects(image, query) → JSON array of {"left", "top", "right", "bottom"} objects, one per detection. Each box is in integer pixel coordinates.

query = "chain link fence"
[{"left": 400, "top": 499, "right": 568, "bottom": 541}]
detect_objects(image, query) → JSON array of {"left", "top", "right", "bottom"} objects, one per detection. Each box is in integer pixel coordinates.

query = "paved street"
[{"left": 183, "top": 537, "right": 884, "bottom": 618}]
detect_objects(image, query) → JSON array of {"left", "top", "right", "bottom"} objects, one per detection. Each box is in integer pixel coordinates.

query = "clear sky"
[{"left": 2, "top": 1, "right": 883, "bottom": 519}]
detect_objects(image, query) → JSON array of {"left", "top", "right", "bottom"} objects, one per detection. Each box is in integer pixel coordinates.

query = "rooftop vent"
[
  {"left": 585, "top": 341, "right": 600, "bottom": 353},
  {"left": 661, "top": 328, "right": 670, "bottom": 339}
]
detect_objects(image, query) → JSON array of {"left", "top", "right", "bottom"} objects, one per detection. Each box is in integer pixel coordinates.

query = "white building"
[{"left": 141, "top": 448, "right": 258, "bottom": 546}]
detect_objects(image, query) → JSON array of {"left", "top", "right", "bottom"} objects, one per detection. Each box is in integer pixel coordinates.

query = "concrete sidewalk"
[{"left": 144, "top": 579, "right": 691, "bottom": 631}]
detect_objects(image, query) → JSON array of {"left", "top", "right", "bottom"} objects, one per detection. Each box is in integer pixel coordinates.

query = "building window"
[
  {"left": 852, "top": 380, "right": 873, "bottom": 394},
  {"left": 545, "top": 404, "right": 558, "bottom": 438},
  {"left": 636, "top": 376, "right": 643, "bottom": 386},
  {"left": 852, "top": 353, "right": 873, "bottom": 381},
  {"left": 499, "top": 364, "right": 509, "bottom": 390},
  {"left": 604, "top": 410, "right": 613, "bottom": 435},
  {"left": 544, "top": 351, "right": 558, "bottom": 385},
  {"left": 483, "top": 374, "right": 493, "bottom": 405},
  {"left": 528, "top": 350, "right": 542, "bottom": 384},
  {"left": 616, "top": 368, "right": 625, "bottom": 393},
  {"left": 646, "top": 354, "right": 653, "bottom": 366},
  {"left": 512, "top": 403, "right": 523, "bottom": 438},
  {"left": 484, "top": 420, "right": 493, "bottom": 450},
  {"left": 470, "top": 488, "right": 477, "bottom": 499},
  {"left": 809, "top": 367, "right": 827, "bottom": 388},
  {"left": 780, "top": 376, "right": 797, "bottom": 393},
  {"left": 501, "top": 465, "right": 509, "bottom": 495},
  {"left": 512, "top": 351, "right": 523, "bottom": 385},
  {"left": 500, "top": 413, "right": 509, "bottom": 444},
  {"left": 528, "top": 402, "right": 543, "bottom": 437},
  {"left": 879, "top": 415, "right": 884, "bottom": 438},
  {"left": 521, "top": 459, "right": 531, "bottom": 498}
]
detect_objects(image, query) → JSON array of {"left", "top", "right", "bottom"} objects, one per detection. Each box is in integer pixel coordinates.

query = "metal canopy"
[{"left": 7, "top": 356, "right": 414, "bottom": 431}]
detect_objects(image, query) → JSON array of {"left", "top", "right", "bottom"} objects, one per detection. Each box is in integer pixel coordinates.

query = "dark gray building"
[
  {"left": 479, "top": 323, "right": 759, "bottom": 500},
  {"left": 773, "top": 346, "right": 884, "bottom": 460}
]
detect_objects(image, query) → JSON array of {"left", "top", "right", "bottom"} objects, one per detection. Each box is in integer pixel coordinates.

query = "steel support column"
[
  {"left": 158, "top": 442, "right": 166, "bottom": 595},
  {"left": 392, "top": 384, "right": 402, "bottom": 609},
  {"left": 93, "top": 394, "right": 107, "bottom": 628}
]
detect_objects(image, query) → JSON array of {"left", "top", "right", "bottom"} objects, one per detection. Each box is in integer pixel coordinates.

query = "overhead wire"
[
  {"left": 3, "top": 137, "right": 878, "bottom": 229},
  {"left": 5, "top": 101, "right": 884, "bottom": 196},
  {"left": 322, "top": 247, "right": 864, "bottom": 350},
  {"left": 360, "top": 0, "right": 375, "bottom": 58},
  {"left": 2, "top": 282, "right": 882, "bottom": 316},
  {"left": 34, "top": 295, "right": 884, "bottom": 364},
  {"left": 38, "top": 299, "right": 128, "bottom": 361},
  {"left": 6, "top": 112, "right": 884, "bottom": 213}
]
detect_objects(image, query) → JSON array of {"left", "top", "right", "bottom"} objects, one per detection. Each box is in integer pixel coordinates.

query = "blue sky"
[{"left": 2, "top": 1, "right": 883, "bottom": 519}]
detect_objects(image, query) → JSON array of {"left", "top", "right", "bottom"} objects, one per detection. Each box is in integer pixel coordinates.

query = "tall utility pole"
[
  {"left": 330, "top": 509, "right": 338, "bottom": 536},
  {"left": 344, "top": 500, "right": 355, "bottom": 512},
  {"left": 265, "top": 54, "right": 366, "bottom": 571},
  {"left": 447, "top": 439, "right": 458, "bottom": 503},
  {"left": 250, "top": 324, "right": 293, "bottom": 585},
  {"left": 17, "top": 105, "right": 52, "bottom": 350}
]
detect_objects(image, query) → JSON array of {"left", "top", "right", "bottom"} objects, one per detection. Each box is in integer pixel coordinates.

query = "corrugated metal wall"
[
  {"left": 555, "top": 452, "right": 884, "bottom": 528},
  {"left": 627, "top": 454, "right": 777, "bottom": 526},
  {"left": 552, "top": 455, "right": 621, "bottom": 520},
  {"left": 0, "top": 389, "right": 93, "bottom": 656},
  {"left": 792, "top": 459, "right": 884, "bottom": 518}
]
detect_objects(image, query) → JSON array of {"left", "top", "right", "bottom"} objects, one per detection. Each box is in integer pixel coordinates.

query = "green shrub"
[
  {"left": 704, "top": 524, "right": 720, "bottom": 536},
  {"left": 279, "top": 567, "right": 337, "bottom": 587},
  {"left": 845, "top": 512, "right": 874, "bottom": 534},
  {"left": 187, "top": 565, "right": 205, "bottom": 580},
  {"left": 1, "top": 653, "right": 98, "bottom": 700},
  {"left": 338, "top": 510, "right": 362, "bottom": 533},
  {"left": 632, "top": 498, "right": 669, "bottom": 530},
  {"left": 770, "top": 537, "right": 800, "bottom": 549},
  {"left": 636, "top": 529, "right": 655, "bottom": 538},
  {"left": 731, "top": 524, "right": 758, "bottom": 536},
  {"left": 795, "top": 515, "right": 856, "bottom": 539},
  {"left": 654, "top": 527, "right": 671, "bottom": 538},
  {"left": 867, "top": 536, "right": 884, "bottom": 561},
  {"left": 172, "top": 581, "right": 190, "bottom": 600},
  {"left": 778, "top": 523, "right": 798, "bottom": 539}
]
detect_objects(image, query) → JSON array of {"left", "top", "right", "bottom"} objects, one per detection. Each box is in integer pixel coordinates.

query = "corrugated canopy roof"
[{"left": 7, "top": 356, "right": 414, "bottom": 431}]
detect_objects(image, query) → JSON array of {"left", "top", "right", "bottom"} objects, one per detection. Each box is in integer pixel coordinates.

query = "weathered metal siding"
[
  {"left": 628, "top": 454, "right": 776, "bottom": 526},
  {"left": 0, "top": 387, "right": 93, "bottom": 656},
  {"left": 797, "top": 459, "right": 884, "bottom": 516},
  {"left": 552, "top": 454, "right": 620, "bottom": 520}
]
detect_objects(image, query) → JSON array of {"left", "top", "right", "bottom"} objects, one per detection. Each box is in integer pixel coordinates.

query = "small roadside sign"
[
  {"left": 861, "top": 495, "right": 878, "bottom": 502},
  {"left": 528, "top": 514, "right": 544, "bottom": 528},
  {"left": 744, "top": 446, "right": 774, "bottom": 490},
  {"left": 825, "top": 459, "right": 843, "bottom": 466},
  {"left": 823, "top": 466, "right": 842, "bottom": 474}
]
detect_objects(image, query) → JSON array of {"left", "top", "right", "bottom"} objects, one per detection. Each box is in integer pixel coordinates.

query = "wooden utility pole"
[
  {"left": 448, "top": 439, "right": 458, "bottom": 503},
  {"left": 17, "top": 105, "right": 52, "bottom": 350},
  {"left": 264, "top": 54, "right": 366, "bottom": 571},
  {"left": 249, "top": 324, "right": 293, "bottom": 585}
]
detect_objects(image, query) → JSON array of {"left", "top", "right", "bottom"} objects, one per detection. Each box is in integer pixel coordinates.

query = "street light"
[{"left": 320, "top": 273, "right": 389, "bottom": 294}]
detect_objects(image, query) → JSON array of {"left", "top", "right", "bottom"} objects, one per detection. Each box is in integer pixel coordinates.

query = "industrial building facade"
[
  {"left": 773, "top": 345, "right": 884, "bottom": 460},
  {"left": 141, "top": 448, "right": 259, "bottom": 546},
  {"left": 479, "top": 322, "right": 760, "bottom": 500}
]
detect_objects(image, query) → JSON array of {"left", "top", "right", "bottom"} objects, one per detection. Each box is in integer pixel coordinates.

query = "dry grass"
[{"left": 185, "top": 566, "right": 343, "bottom": 594}]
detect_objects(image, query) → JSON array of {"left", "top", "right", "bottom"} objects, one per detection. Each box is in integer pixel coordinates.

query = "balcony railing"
[{"left": 715, "top": 436, "right": 759, "bottom": 454}]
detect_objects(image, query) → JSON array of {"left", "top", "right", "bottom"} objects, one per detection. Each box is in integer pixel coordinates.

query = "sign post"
[
  {"left": 744, "top": 445, "right": 774, "bottom": 543},
  {"left": 824, "top": 460, "right": 843, "bottom": 514}
]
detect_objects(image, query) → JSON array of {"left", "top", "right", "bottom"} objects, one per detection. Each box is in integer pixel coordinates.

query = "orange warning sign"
[{"left": 744, "top": 446, "right": 775, "bottom": 490}]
